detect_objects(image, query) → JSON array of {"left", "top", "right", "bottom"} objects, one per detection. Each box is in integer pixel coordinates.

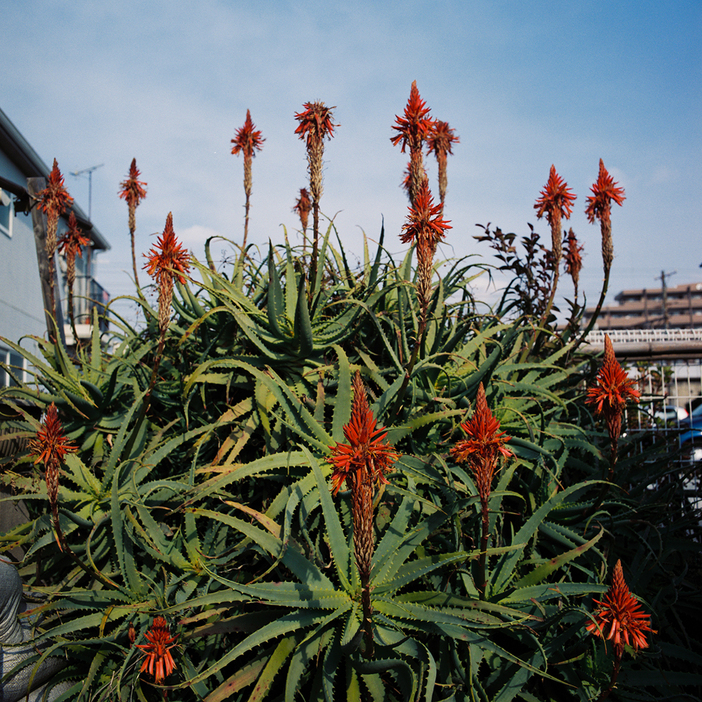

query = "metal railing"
[{"left": 62, "top": 275, "right": 110, "bottom": 333}]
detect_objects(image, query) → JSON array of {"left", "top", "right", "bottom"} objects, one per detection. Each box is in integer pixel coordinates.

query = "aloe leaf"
[
  {"left": 305, "top": 447, "right": 351, "bottom": 590},
  {"left": 331, "top": 344, "right": 352, "bottom": 442},
  {"left": 266, "top": 244, "right": 286, "bottom": 338},
  {"left": 188, "top": 610, "right": 326, "bottom": 686},
  {"left": 490, "top": 481, "right": 599, "bottom": 596},
  {"left": 373, "top": 551, "right": 469, "bottom": 594},
  {"left": 513, "top": 529, "right": 603, "bottom": 589},
  {"left": 193, "top": 508, "right": 332, "bottom": 587}
]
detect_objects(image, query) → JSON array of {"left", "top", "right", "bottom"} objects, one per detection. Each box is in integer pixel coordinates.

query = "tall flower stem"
[
  {"left": 119, "top": 159, "right": 147, "bottom": 290},
  {"left": 143, "top": 213, "right": 191, "bottom": 402},
  {"left": 391, "top": 81, "right": 434, "bottom": 207},
  {"left": 426, "top": 120, "right": 459, "bottom": 209},
  {"left": 329, "top": 372, "right": 398, "bottom": 656},
  {"left": 524, "top": 166, "right": 576, "bottom": 359},
  {"left": 450, "top": 383, "right": 512, "bottom": 598},
  {"left": 575, "top": 160, "right": 625, "bottom": 350},
  {"left": 58, "top": 212, "right": 89, "bottom": 347},
  {"left": 391, "top": 180, "right": 450, "bottom": 417},
  {"left": 295, "top": 102, "right": 336, "bottom": 290},
  {"left": 37, "top": 160, "right": 73, "bottom": 337},
  {"left": 231, "top": 110, "right": 265, "bottom": 259}
]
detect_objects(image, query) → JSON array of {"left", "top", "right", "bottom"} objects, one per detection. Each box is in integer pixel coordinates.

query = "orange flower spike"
[
  {"left": 38, "top": 159, "right": 74, "bottom": 221},
  {"left": 136, "top": 616, "right": 178, "bottom": 684},
  {"left": 329, "top": 372, "right": 399, "bottom": 495},
  {"left": 118, "top": 158, "right": 148, "bottom": 211},
  {"left": 585, "top": 159, "right": 626, "bottom": 226},
  {"left": 390, "top": 80, "right": 434, "bottom": 153},
  {"left": 585, "top": 160, "right": 625, "bottom": 277},
  {"left": 426, "top": 120, "right": 459, "bottom": 204},
  {"left": 28, "top": 403, "right": 77, "bottom": 470},
  {"left": 426, "top": 120, "right": 459, "bottom": 159},
  {"left": 400, "top": 180, "right": 452, "bottom": 249},
  {"left": 586, "top": 560, "right": 654, "bottom": 653},
  {"left": 58, "top": 212, "right": 90, "bottom": 260},
  {"left": 144, "top": 213, "right": 191, "bottom": 287},
  {"left": 231, "top": 109, "right": 265, "bottom": 159},
  {"left": 585, "top": 334, "right": 640, "bottom": 418},
  {"left": 451, "top": 383, "right": 513, "bottom": 466},
  {"left": 294, "top": 101, "right": 337, "bottom": 147},
  {"left": 534, "top": 165, "right": 576, "bottom": 227}
]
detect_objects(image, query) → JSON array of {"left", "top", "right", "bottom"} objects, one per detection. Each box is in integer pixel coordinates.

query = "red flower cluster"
[
  {"left": 58, "top": 212, "right": 90, "bottom": 260},
  {"left": 585, "top": 159, "right": 625, "bottom": 225},
  {"left": 29, "top": 403, "right": 77, "bottom": 472},
  {"left": 329, "top": 372, "right": 398, "bottom": 496},
  {"left": 137, "top": 616, "right": 178, "bottom": 684},
  {"left": 294, "top": 101, "right": 337, "bottom": 147},
  {"left": 400, "top": 180, "right": 451, "bottom": 249},
  {"left": 585, "top": 334, "right": 640, "bottom": 420},
  {"left": 534, "top": 165, "right": 576, "bottom": 227},
  {"left": 390, "top": 80, "right": 434, "bottom": 153},
  {"left": 231, "top": 109, "right": 265, "bottom": 159},
  {"left": 144, "top": 213, "right": 191, "bottom": 287},
  {"left": 38, "top": 159, "right": 73, "bottom": 221},
  {"left": 451, "top": 383, "right": 512, "bottom": 502},
  {"left": 426, "top": 120, "right": 459, "bottom": 159},
  {"left": 118, "top": 158, "right": 148, "bottom": 211},
  {"left": 586, "top": 560, "right": 654, "bottom": 654}
]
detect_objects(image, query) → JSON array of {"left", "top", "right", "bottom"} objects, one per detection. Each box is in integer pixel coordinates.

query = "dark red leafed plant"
[
  {"left": 119, "top": 159, "right": 148, "bottom": 289},
  {"left": 137, "top": 616, "right": 178, "bottom": 685},
  {"left": 231, "top": 110, "right": 265, "bottom": 252},
  {"left": 585, "top": 334, "right": 640, "bottom": 479},
  {"left": 426, "top": 119, "right": 459, "bottom": 206},
  {"left": 391, "top": 80, "right": 434, "bottom": 207},
  {"left": 587, "top": 560, "right": 654, "bottom": 700},
  {"left": 329, "top": 371, "right": 399, "bottom": 655},
  {"left": 28, "top": 403, "right": 77, "bottom": 549},
  {"left": 295, "top": 101, "right": 336, "bottom": 287},
  {"left": 37, "top": 159, "right": 74, "bottom": 328},
  {"left": 58, "top": 211, "right": 90, "bottom": 343},
  {"left": 451, "top": 382, "right": 512, "bottom": 598}
]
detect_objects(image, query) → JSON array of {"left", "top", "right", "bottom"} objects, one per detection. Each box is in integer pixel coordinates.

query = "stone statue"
[{"left": 0, "top": 558, "right": 71, "bottom": 701}]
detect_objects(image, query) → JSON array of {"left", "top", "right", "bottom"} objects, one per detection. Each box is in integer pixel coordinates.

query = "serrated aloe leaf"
[
  {"left": 373, "top": 552, "right": 468, "bottom": 594},
  {"left": 514, "top": 529, "right": 604, "bottom": 590},
  {"left": 305, "top": 447, "right": 351, "bottom": 590},
  {"left": 266, "top": 244, "right": 286, "bottom": 338},
  {"left": 331, "top": 344, "right": 351, "bottom": 442},
  {"left": 490, "top": 481, "right": 599, "bottom": 596},
  {"left": 188, "top": 609, "right": 324, "bottom": 686},
  {"left": 193, "top": 508, "right": 331, "bottom": 587}
]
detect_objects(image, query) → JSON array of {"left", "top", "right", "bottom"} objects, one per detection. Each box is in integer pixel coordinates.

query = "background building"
[
  {"left": 0, "top": 106, "right": 110, "bottom": 387},
  {"left": 584, "top": 281, "right": 702, "bottom": 331}
]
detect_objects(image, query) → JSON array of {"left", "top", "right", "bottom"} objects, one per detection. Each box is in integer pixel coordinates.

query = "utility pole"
[
  {"left": 70, "top": 163, "right": 104, "bottom": 220},
  {"left": 657, "top": 270, "right": 676, "bottom": 329}
]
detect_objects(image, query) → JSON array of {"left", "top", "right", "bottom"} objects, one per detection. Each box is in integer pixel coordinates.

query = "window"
[
  {"left": 0, "top": 346, "right": 25, "bottom": 387},
  {"left": 0, "top": 188, "right": 12, "bottom": 239}
]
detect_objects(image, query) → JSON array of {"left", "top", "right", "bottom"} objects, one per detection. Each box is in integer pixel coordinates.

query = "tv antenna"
[{"left": 70, "top": 163, "right": 104, "bottom": 220}]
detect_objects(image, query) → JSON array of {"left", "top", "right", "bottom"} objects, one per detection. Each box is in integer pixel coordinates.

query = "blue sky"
[{"left": 2, "top": 0, "right": 700, "bottom": 323}]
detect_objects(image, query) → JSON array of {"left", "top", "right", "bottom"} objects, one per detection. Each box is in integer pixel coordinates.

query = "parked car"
[{"left": 655, "top": 405, "right": 689, "bottom": 423}]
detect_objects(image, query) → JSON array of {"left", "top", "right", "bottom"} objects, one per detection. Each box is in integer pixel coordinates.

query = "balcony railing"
[{"left": 62, "top": 275, "right": 110, "bottom": 335}]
